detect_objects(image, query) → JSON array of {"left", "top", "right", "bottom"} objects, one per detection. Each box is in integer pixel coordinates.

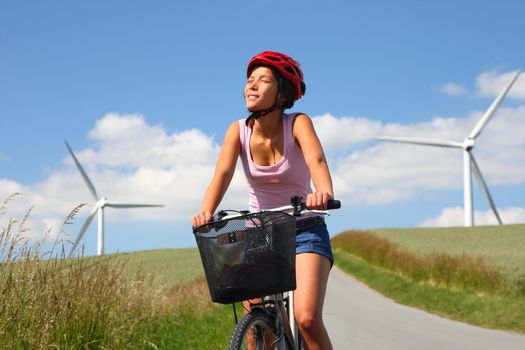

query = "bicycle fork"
[
  {"left": 285, "top": 291, "right": 301, "bottom": 350},
  {"left": 273, "top": 293, "right": 298, "bottom": 350}
]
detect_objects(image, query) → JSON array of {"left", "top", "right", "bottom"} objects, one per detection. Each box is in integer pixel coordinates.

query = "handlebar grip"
[{"left": 327, "top": 199, "right": 341, "bottom": 210}]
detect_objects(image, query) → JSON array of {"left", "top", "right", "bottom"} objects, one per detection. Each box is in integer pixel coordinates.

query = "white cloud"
[
  {"left": 476, "top": 70, "right": 525, "bottom": 100},
  {"left": 2, "top": 94, "right": 525, "bottom": 242},
  {"left": 314, "top": 104, "right": 525, "bottom": 206},
  {"left": 312, "top": 113, "right": 382, "bottom": 151},
  {"left": 0, "top": 113, "right": 247, "bottom": 242},
  {"left": 440, "top": 82, "right": 467, "bottom": 96},
  {"left": 0, "top": 179, "right": 26, "bottom": 199},
  {"left": 418, "top": 207, "right": 525, "bottom": 227},
  {"left": 83, "top": 113, "right": 218, "bottom": 168}
]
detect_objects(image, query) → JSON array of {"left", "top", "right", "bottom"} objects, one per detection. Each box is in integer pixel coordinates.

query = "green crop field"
[
  {"left": 370, "top": 224, "right": 525, "bottom": 278},
  {"left": 116, "top": 248, "right": 205, "bottom": 285},
  {"left": 3, "top": 193, "right": 525, "bottom": 348},
  {"left": 331, "top": 224, "right": 525, "bottom": 333}
]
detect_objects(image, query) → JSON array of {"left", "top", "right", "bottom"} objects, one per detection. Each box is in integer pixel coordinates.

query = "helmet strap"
[
  {"left": 245, "top": 106, "right": 282, "bottom": 126},
  {"left": 245, "top": 77, "right": 283, "bottom": 126}
]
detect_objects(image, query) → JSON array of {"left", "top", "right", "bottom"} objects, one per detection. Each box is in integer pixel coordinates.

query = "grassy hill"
[
  {"left": 331, "top": 224, "right": 525, "bottom": 333},
  {"left": 116, "top": 248, "right": 205, "bottom": 285},
  {"left": 3, "top": 211, "right": 524, "bottom": 348},
  {"left": 122, "top": 224, "right": 525, "bottom": 287},
  {"left": 114, "top": 223, "right": 525, "bottom": 335},
  {"left": 370, "top": 224, "right": 525, "bottom": 279}
]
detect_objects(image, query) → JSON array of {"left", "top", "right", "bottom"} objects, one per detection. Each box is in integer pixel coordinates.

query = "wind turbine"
[
  {"left": 375, "top": 70, "right": 521, "bottom": 227},
  {"left": 65, "top": 141, "right": 164, "bottom": 257}
]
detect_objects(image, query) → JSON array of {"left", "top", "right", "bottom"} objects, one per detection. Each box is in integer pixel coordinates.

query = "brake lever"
[{"left": 213, "top": 210, "right": 229, "bottom": 221}]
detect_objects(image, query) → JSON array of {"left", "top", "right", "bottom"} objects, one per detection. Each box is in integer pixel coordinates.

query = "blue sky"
[{"left": 1, "top": 0, "right": 525, "bottom": 256}]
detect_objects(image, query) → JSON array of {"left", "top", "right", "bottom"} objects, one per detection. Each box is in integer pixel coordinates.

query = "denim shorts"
[{"left": 295, "top": 220, "right": 334, "bottom": 266}]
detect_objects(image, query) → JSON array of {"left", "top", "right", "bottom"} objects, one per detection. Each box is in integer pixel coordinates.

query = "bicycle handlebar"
[
  {"left": 309, "top": 199, "right": 341, "bottom": 210},
  {"left": 329, "top": 200, "right": 341, "bottom": 209},
  {"left": 210, "top": 196, "right": 341, "bottom": 223}
]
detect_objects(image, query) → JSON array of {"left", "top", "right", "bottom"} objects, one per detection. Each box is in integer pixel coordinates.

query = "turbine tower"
[
  {"left": 65, "top": 141, "right": 164, "bottom": 256},
  {"left": 375, "top": 70, "right": 521, "bottom": 227}
]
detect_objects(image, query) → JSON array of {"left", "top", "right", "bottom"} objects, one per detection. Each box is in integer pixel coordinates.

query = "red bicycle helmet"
[{"left": 247, "top": 51, "right": 306, "bottom": 101}]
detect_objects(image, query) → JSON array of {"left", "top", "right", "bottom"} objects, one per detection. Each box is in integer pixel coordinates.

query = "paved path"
[{"left": 324, "top": 266, "right": 525, "bottom": 350}]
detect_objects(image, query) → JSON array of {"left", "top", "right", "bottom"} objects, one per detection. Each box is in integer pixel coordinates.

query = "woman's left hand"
[{"left": 306, "top": 192, "right": 333, "bottom": 210}]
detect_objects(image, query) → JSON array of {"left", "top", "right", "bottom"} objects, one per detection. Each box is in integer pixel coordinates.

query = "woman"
[{"left": 192, "top": 51, "right": 334, "bottom": 350}]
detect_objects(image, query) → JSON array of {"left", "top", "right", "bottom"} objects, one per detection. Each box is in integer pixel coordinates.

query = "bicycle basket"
[{"left": 193, "top": 211, "right": 296, "bottom": 304}]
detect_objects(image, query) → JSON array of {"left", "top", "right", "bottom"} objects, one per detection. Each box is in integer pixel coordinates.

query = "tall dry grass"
[
  {"left": 332, "top": 230, "right": 507, "bottom": 295},
  {"left": 0, "top": 194, "right": 213, "bottom": 349}
]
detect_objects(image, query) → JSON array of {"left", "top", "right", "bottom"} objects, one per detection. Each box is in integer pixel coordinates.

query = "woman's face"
[{"left": 244, "top": 66, "right": 279, "bottom": 111}]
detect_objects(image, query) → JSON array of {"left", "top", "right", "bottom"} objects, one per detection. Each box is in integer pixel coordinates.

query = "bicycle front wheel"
[{"left": 229, "top": 308, "right": 290, "bottom": 350}]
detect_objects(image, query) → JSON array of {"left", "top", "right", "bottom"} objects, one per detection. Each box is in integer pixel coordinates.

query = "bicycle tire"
[{"left": 229, "top": 308, "right": 292, "bottom": 350}]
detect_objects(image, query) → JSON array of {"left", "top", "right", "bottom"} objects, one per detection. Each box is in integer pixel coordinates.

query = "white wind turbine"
[
  {"left": 375, "top": 70, "right": 521, "bottom": 227},
  {"left": 65, "top": 141, "right": 164, "bottom": 257}
]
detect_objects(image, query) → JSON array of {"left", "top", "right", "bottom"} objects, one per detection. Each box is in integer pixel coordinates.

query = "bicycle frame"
[
  {"left": 287, "top": 290, "right": 301, "bottom": 349},
  {"left": 248, "top": 292, "right": 298, "bottom": 349}
]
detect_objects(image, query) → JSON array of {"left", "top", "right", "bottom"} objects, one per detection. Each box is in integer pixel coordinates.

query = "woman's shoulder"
[
  {"left": 288, "top": 112, "right": 313, "bottom": 128},
  {"left": 286, "top": 111, "right": 311, "bottom": 122},
  {"left": 224, "top": 120, "right": 241, "bottom": 140},
  {"left": 286, "top": 111, "right": 309, "bottom": 119}
]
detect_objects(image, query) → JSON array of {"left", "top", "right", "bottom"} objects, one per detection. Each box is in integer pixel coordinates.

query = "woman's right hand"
[{"left": 192, "top": 210, "right": 213, "bottom": 228}]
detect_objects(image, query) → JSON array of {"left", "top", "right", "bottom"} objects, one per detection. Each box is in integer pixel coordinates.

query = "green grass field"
[
  {"left": 331, "top": 224, "right": 525, "bottom": 333},
  {"left": 3, "top": 194, "right": 525, "bottom": 348},
  {"left": 123, "top": 223, "right": 525, "bottom": 337},
  {"left": 116, "top": 248, "right": 205, "bottom": 285},
  {"left": 370, "top": 224, "right": 525, "bottom": 278}
]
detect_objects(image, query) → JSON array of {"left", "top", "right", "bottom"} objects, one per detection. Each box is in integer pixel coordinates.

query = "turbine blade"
[
  {"left": 469, "top": 70, "right": 522, "bottom": 140},
  {"left": 470, "top": 154, "right": 503, "bottom": 225},
  {"left": 68, "top": 205, "right": 99, "bottom": 257},
  {"left": 106, "top": 203, "right": 164, "bottom": 208},
  {"left": 65, "top": 141, "right": 99, "bottom": 201},
  {"left": 374, "top": 136, "right": 463, "bottom": 149}
]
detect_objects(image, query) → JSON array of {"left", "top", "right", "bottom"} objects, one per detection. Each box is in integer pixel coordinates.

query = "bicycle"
[{"left": 192, "top": 196, "right": 341, "bottom": 350}]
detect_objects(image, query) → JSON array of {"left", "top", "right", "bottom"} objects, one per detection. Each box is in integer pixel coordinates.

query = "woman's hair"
[
  {"left": 274, "top": 68, "right": 297, "bottom": 110},
  {"left": 249, "top": 64, "right": 297, "bottom": 110}
]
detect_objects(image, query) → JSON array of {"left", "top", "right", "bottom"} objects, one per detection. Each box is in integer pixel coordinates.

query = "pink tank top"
[{"left": 239, "top": 113, "right": 312, "bottom": 211}]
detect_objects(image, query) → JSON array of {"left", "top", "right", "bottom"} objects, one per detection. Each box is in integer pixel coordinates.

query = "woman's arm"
[
  {"left": 292, "top": 114, "right": 334, "bottom": 209},
  {"left": 192, "top": 121, "right": 240, "bottom": 227}
]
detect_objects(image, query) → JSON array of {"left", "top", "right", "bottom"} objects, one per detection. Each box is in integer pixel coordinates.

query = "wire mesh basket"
[{"left": 193, "top": 211, "right": 296, "bottom": 304}]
